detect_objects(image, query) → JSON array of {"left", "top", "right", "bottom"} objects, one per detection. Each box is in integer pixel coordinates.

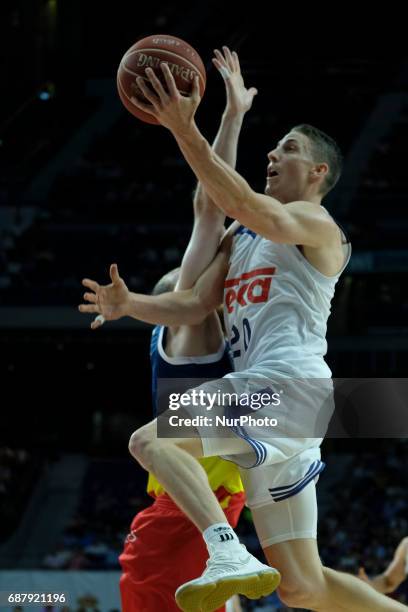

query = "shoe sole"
[{"left": 175, "top": 568, "right": 281, "bottom": 612}]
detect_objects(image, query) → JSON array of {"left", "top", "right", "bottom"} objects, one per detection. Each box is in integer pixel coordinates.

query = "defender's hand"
[{"left": 213, "top": 46, "right": 257, "bottom": 116}]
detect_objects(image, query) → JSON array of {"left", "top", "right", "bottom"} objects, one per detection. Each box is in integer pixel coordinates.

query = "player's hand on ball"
[
  {"left": 78, "top": 264, "right": 130, "bottom": 329},
  {"left": 213, "top": 46, "right": 257, "bottom": 116},
  {"left": 131, "top": 64, "right": 201, "bottom": 132}
]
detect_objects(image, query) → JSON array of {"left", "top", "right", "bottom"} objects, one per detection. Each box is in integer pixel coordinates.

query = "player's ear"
[{"left": 310, "top": 163, "right": 329, "bottom": 179}]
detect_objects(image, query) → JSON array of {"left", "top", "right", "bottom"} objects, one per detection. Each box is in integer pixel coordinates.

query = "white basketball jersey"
[{"left": 223, "top": 224, "right": 351, "bottom": 378}]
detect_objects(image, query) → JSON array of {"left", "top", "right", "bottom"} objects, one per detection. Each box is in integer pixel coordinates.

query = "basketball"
[{"left": 117, "top": 34, "right": 206, "bottom": 125}]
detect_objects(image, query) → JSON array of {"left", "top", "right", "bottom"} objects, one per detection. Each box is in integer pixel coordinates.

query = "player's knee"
[
  {"left": 128, "top": 424, "right": 156, "bottom": 467},
  {"left": 277, "top": 574, "right": 325, "bottom": 609}
]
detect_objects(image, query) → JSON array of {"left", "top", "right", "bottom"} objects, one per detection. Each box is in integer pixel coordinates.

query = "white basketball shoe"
[{"left": 175, "top": 544, "right": 281, "bottom": 612}]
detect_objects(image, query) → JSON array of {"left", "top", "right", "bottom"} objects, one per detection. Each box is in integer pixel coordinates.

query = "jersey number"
[{"left": 231, "top": 318, "right": 252, "bottom": 359}]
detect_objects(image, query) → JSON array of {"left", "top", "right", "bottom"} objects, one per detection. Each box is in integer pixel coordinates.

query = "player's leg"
[
  {"left": 128, "top": 370, "right": 262, "bottom": 533},
  {"left": 129, "top": 413, "right": 280, "bottom": 612},
  {"left": 320, "top": 566, "right": 408, "bottom": 611},
  {"left": 129, "top": 372, "right": 268, "bottom": 532},
  {"left": 264, "top": 539, "right": 408, "bottom": 611},
  {"left": 249, "top": 480, "right": 331, "bottom": 610},
  {"left": 250, "top": 482, "right": 408, "bottom": 611},
  {"left": 129, "top": 418, "right": 243, "bottom": 530}
]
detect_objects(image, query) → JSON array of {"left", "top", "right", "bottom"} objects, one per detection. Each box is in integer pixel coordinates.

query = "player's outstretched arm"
[
  {"left": 133, "top": 57, "right": 338, "bottom": 248},
  {"left": 177, "top": 47, "right": 256, "bottom": 291},
  {"left": 79, "top": 236, "right": 231, "bottom": 328}
]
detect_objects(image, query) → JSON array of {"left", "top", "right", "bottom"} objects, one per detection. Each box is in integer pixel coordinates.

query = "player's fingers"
[
  {"left": 160, "top": 63, "right": 179, "bottom": 97},
  {"left": 78, "top": 304, "right": 99, "bottom": 313},
  {"left": 135, "top": 78, "right": 160, "bottom": 109},
  {"left": 145, "top": 67, "right": 169, "bottom": 100},
  {"left": 232, "top": 50, "right": 240, "bottom": 72},
  {"left": 91, "top": 315, "right": 105, "bottom": 330},
  {"left": 82, "top": 278, "right": 99, "bottom": 291},
  {"left": 192, "top": 75, "right": 200, "bottom": 101},
  {"left": 110, "top": 263, "right": 120, "bottom": 283},
  {"left": 83, "top": 292, "right": 97, "bottom": 303},
  {"left": 249, "top": 87, "right": 258, "bottom": 98},
  {"left": 212, "top": 58, "right": 231, "bottom": 80},
  {"left": 222, "top": 46, "right": 234, "bottom": 71},
  {"left": 213, "top": 48, "right": 228, "bottom": 67}
]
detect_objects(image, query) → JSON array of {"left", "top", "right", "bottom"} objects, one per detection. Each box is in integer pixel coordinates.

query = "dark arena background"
[{"left": 1, "top": 1, "right": 407, "bottom": 610}]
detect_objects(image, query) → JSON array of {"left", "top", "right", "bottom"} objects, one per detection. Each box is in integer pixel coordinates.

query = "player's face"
[{"left": 265, "top": 132, "right": 316, "bottom": 202}]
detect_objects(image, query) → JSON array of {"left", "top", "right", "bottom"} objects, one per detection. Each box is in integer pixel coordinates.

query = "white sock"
[{"left": 203, "top": 522, "right": 242, "bottom": 554}]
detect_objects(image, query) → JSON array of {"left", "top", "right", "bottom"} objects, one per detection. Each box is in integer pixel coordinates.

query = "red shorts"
[{"left": 119, "top": 488, "right": 245, "bottom": 612}]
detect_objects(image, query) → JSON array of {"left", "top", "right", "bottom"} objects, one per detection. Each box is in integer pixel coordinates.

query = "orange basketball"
[{"left": 117, "top": 34, "right": 206, "bottom": 125}]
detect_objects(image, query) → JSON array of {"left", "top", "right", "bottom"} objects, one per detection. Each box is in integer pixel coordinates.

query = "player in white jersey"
[
  {"left": 81, "top": 49, "right": 408, "bottom": 611},
  {"left": 224, "top": 221, "right": 341, "bottom": 377},
  {"left": 358, "top": 537, "right": 408, "bottom": 595}
]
